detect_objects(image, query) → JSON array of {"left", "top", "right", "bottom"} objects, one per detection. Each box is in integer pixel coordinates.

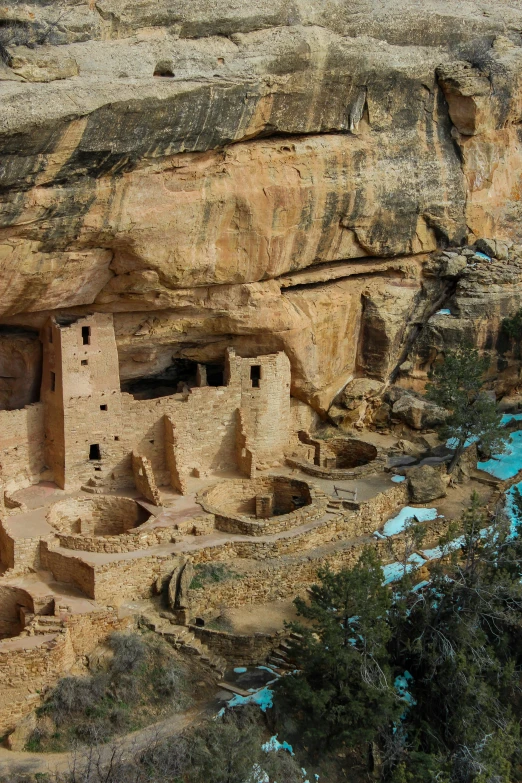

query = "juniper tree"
[
  {"left": 425, "top": 346, "right": 508, "bottom": 473},
  {"left": 273, "top": 548, "right": 401, "bottom": 758}
]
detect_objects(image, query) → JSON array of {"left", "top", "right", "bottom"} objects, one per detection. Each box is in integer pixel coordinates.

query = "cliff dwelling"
[{"left": 2, "top": 0, "right": 522, "bottom": 768}]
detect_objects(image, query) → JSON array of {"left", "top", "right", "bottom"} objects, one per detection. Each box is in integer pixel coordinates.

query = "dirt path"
[{"left": 0, "top": 705, "right": 206, "bottom": 779}]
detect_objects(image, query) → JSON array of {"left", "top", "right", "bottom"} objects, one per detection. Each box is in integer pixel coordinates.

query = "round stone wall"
[
  {"left": 198, "top": 476, "right": 327, "bottom": 536},
  {"left": 287, "top": 437, "right": 384, "bottom": 480},
  {"left": 48, "top": 496, "right": 150, "bottom": 536},
  {"left": 319, "top": 438, "right": 378, "bottom": 469},
  {"left": 46, "top": 496, "right": 175, "bottom": 553}
]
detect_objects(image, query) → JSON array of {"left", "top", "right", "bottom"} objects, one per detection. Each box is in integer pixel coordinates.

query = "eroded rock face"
[
  {"left": 1, "top": 0, "right": 522, "bottom": 415},
  {"left": 408, "top": 465, "right": 447, "bottom": 504}
]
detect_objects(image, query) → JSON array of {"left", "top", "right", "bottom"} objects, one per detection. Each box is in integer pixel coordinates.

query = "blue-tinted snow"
[
  {"left": 421, "top": 535, "right": 465, "bottom": 560},
  {"left": 382, "top": 554, "right": 427, "bottom": 585},
  {"left": 391, "top": 475, "right": 406, "bottom": 483},
  {"left": 478, "top": 430, "right": 522, "bottom": 480},
  {"left": 262, "top": 735, "right": 294, "bottom": 755},
  {"left": 382, "top": 506, "right": 441, "bottom": 537},
  {"left": 227, "top": 685, "right": 274, "bottom": 711},
  {"left": 394, "top": 671, "right": 416, "bottom": 707},
  {"left": 501, "top": 413, "right": 522, "bottom": 425}
]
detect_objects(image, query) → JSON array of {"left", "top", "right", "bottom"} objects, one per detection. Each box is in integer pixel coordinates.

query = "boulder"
[
  {"left": 338, "top": 378, "right": 384, "bottom": 410},
  {"left": 407, "top": 465, "right": 446, "bottom": 503},
  {"left": 441, "top": 255, "right": 467, "bottom": 278},
  {"left": 167, "top": 561, "right": 184, "bottom": 610},
  {"left": 395, "top": 439, "right": 425, "bottom": 458},
  {"left": 7, "top": 712, "right": 37, "bottom": 751},
  {"left": 392, "top": 395, "right": 447, "bottom": 430},
  {"left": 177, "top": 562, "right": 194, "bottom": 610}
]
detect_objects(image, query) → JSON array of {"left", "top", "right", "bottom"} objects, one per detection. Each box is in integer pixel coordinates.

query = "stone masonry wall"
[
  {"left": 69, "top": 483, "right": 408, "bottom": 604},
  {"left": 0, "top": 608, "right": 129, "bottom": 734},
  {"left": 190, "top": 625, "right": 286, "bottom": 665},
  {"left": 0, "top": 403, "right": 45, "bottom": 493}
]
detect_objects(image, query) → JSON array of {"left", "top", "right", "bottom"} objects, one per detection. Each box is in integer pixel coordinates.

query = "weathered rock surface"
[
  {"left": 408, "top": 465, "right": 447, "bottom": 503},
  {"left": 1, "top": 0, "right": 522, "bottom": 414},
  {"left": 392, "top": 395, "right": 447, "bottom": 430}
]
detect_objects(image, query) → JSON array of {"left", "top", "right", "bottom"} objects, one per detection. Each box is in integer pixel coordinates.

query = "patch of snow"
[
  {"left": 391, "top": 475, "right": 406, "bottom": 483},
  {"left": 382, "top": 506, "right": 441, "bottom": 537},
  {"left": 262, "top": 735, "right": 294, "bottom": 755},
  {"left": 411, "top": 579, "right": 430, "bottom": 592},
  {"left": 421, "top": 535, "right": 465, "bottom": 560},
  {"left": 504, "top": 481, "right": 522, "bottom": 536},
  {"left": 382, "top": 554, "right": 427, "bottom": 585},
  {"left": 501, "top": 413, "right": 522, "bottom": 425},
  {"left": 478, "top": 430, "right": 522, "bottom": 480},
  {"left": 228, "top": 685, "right": 274, "bottom": 712},
  {"left": 394, "top": 671, "right": 416, "bottom": 707}
]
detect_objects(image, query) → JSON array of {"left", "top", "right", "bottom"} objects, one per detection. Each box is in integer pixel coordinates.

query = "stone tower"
[{"left": 41, "top": 313, "right": 121, "bottom": 490}]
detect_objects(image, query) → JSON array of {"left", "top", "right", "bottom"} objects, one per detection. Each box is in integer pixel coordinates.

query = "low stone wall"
[
  {"left": 0, "top": 518, "right": 56, "bottom": 575},
  {"left": 0, "top": 584, "right": 34, "bottom": 639},
  {"left": 56, "top": 525, "right": 175, "bottom": 554},
  {"left": 198, "top": 476, "right": 328, "bottom": 536},
  {"left": 286, "top": 455, "right": 386, "bottom": 480},
  {"left": 187, "top": 539, "right": 371, "bottom": 617},
  {"left": 41, "top": 544, "right": 96, "bottom": 599},
  {"left": 190, "top": 625, "right": 285, "bottom": 665}
]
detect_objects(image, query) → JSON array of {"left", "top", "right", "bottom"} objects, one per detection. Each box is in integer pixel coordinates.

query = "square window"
[
  {"left": 100, "top": 404, "right": 108, "bottom": 411},
  {"left": 250, "top": 365, "right": 261, "bottom": 388},
  {"left": 81, "top": 360, "right": 88, "bottom": 366},
  {"left": 89, "top": 444, "right": 101, "bottom": 460},
  {"left": 114, "top": 436, "right": 120, "bottom": 441}
]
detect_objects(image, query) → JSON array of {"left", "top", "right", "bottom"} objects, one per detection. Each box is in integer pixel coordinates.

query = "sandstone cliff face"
[{"left": 1, "top": 0, "right": 522, "bottom": 417}]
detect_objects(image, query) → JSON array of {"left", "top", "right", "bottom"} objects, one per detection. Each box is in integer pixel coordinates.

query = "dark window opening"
[
  {"left": 94, "top": 467, "right": 102, "bottom": 471},
  {"left": 100, "top": 404, "right": 107, "bottom": 411},
  {"left": 50, "top": 372, "right": 56, "bottom": 392},
  {"left": 121, "top": 359, "right": 199, "bottom": 400},
  {"left": 82, "top": 326, "right": 91, "bottom": 346},
  {"left": 89, "top": 443, "right": 101, "bottom": 460},
  {"left": 114, "top": 436, "right": 120, "bottom": 441},
  {"left": 81, "top": 359, "right": 88, "bottom": 366},
  {"left": 195, "top": 617, "right": 205, "bottom": 627},
  {"left": 250, "top": 365, "right": 261, "bottom": 388},
  {"left": 149, "top": 440, "right": 154, "bottom": 444},
  {"left": 206, "top": 363, "right": 225, "bottom": 387}
]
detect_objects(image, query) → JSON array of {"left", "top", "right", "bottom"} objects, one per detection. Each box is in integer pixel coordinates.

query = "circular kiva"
[
  {"left": 197, "top": 475, "right": 328, "bottom": 536},
  {"left": 47, "top": 496, "right": 174, "bottom": 553},
  {"left": 287, "top": 437, "right": 385, "bottom": 480}
]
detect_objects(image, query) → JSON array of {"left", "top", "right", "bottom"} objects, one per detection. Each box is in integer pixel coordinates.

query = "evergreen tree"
[
  {"left": 273, "top": 548, "right": 402, "bottom": 757},
  {"left": 425, "top": 346, "right": 508, "bottom": 473},
  {"left": 389, "top": 493, "right": 522, "bottom": 782}
]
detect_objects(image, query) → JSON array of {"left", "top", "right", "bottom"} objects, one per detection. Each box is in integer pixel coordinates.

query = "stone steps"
[
  {"left": 266, "top": 632, "right": 301, "bottom": 672},
  {"left": 140, "top": 612, "right": 226, "bottom": 677}
]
